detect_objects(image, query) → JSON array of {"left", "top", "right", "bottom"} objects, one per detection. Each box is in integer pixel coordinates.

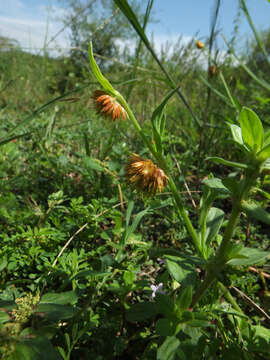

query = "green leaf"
[
  {"left": 123, "top": 207, "right": 150, "bottom": 244},
  {"left": 113, "top": 0, "right": 151, "bottom": 50},
  {"left": 252, "top": 325, "right": 270, "bottom": 341},
  {"left": 0, "top": 258, "right": 7, "bottom": 271},
  {"left": 239, "top": 107, "right": 264, "bottom": 152},
  {"left": 176, "top": 286, "right": 193, "bottom": 311},
  {"left": 165, "top": 255, "right": 197, "bottom": 286},
  {"left": 123, "top": 271, "right": 135, "bottom": 286},
  {"left": 206, "top": 156, "right": 248, "bottom": 169},
  {"left": 226, "top": 244, "right": 244, "bottom": 262},
  {"left": 156, "top": 293, "right": 175, "bottom": 318},
  {"left": 202, "top": 178, "right": 230, "bottom": 198},
  {"left": 88, "top": 42, "right": 115, "bottom": 95},
  {"left": 222, "top": 177, "right": 240, "bottom": 195},
  {"left": 0, "top": 300, "right": 16, "bottom": 310},
  {"left": 157, "top": 336, "right": 180, "bottom": 360},
  {"left": 151, "top": 86, "right": 179, "bottom": 133},
  {"left": 156, "top": 319, "right": 176, "bottom": 336},
  {"left": 227, "top": 123, "right": 243, "bottom": 145},
  {"left": 83, "top": 156, "right": 104, "bottom": 172},
  {"left": 40, "top": 291, "right": 77, "bottom": 305},
  {"left": 0, "top": 310, "right": 9, "bottom": 323},
  {"left": 35, "top": 304, "right": 77, "bottom": 322},
  {"left": 257, "top": 142, "right": 270, "bottom": 162},
  {"left": 228, "top": 247, "right": 270, "bottom": 266},
  {"left": 242, "top": 201, "right": 270, "bottom": 225},
  {"left": 13, "top": 335, "right": 61, "bottom": 360},
  {"left": 125, "top": 200, "right": 134, "bottom": 227},
  {"left": 126, "top": 302, "right": 156, "bottom": 322},
  {"left": 151, "top": 87, "right": 179, "bottom": 153},
  {"left": 205, "top": 207, "right": 224, "bottom": 246},
  {"left": 199, "top": 74, "right": 236, "bottom": 108},
  {"left": 263, "top": 129, "right": 270, "bottom": 146},
  {"left": 72, "top": 270, "right": 110, "bottom": 280}
]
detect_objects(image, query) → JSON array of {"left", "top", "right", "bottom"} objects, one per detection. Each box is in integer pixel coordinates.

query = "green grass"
[{"left": 0, "top": 4, "right": 270, "bottom": 357}]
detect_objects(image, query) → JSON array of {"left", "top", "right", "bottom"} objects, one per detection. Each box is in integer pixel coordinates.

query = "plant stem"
[
  {"left": 192, "top": 167, "right": 260, "bottom": 306},
  {"left": 217, "top": 282, "right": 243, "bottom": 313},
  {"left": 119, "top": 93, "right": 202, "bottom": 257}
]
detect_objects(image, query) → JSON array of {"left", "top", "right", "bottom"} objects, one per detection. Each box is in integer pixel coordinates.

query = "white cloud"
[{"left": 0, "top": 15, "right": 70, "bottom": 56}]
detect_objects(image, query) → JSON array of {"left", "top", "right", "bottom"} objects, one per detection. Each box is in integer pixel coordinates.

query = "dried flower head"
[
  {"left": 208, "top": 65, "right": 219, "bottom": 77},
  {"left": 196, "top": 40, "right": 204, "bottom": 49},
  {"left": 125, "top": 153, "right": 168, "bottom": 195},
  {"left": 93, "top": 90, "right": 127, "bottom": 121}
]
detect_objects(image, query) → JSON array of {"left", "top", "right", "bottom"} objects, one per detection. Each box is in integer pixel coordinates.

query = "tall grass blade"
[
  {"left": 240, "top": 0, "right": 270, "bottom": 67},
  {"left": 113, "top": 0, "right": 201, "bottom": 127},
  {"left": 126, "top": 0, "right": 153, "bottom": 100}
]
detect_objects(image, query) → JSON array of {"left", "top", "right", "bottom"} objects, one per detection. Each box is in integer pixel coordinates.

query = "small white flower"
[{"left": 150, "top": 283, "right": 165, "bottom": 298}]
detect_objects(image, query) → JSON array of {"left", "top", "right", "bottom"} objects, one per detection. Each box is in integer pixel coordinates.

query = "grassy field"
[{"left": 0, "top": 1, "right": 270, "bottom": 359}]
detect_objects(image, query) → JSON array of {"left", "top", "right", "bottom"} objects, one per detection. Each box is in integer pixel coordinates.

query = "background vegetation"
[{"left": 0, "top": 0, "right": 270, "bottom": 359}]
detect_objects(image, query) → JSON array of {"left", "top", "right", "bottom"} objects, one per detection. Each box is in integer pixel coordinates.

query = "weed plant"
[{"left": 0, "top": 0, "right": 270, "bottom": 359}]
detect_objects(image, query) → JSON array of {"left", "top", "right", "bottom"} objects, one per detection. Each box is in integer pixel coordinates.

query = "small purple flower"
[
  {"left": 151, "top": 283, "right": 165, "bottom": 299},
  {"left": 157, "top": 258, "right": 165, "bottom": 265}
]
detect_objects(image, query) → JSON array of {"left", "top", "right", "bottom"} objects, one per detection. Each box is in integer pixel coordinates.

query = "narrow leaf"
[
  {"left": 228, "top": 247, "right": 270, "bottom": 266},
  {"left": 88, "top": 42, "right": 115, "bottom": 95},
  {"left": 177, "top": 285, "right": 193, "bottom": 311},
  {"left": 257, "top": 142, "right": 270, "bottom": 162},
  {"left": 206, "top": 156, "right": 248, "bottom": 169},
  {"left": 113, "top": 0, "right": 151, "bottom": 49},
  {"left": 242, "top": 201, "right": 270, "bottom": 225},
  {"left": 227, "top": 123, "right": 243, "bottom": 145},
  {"left": 151, "top": 86, "right": 179, "bottom": 131},
  {"left": 205, "top": 207, "right": 224, "bottom": 246},
  {"left": 157, "top": 336, "right": 180, "bottom": 360}
]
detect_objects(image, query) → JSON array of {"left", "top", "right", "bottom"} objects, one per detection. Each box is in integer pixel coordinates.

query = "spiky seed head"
[
  {"left": 93, "top": 90, "right": 127, "bottom": 121},
  {"left": 125, "top": 153, "right": 168, "bottom": 196}
]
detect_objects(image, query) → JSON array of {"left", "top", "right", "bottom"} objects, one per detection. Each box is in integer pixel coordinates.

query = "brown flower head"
[
  {"left": 196, "top": 40, "right": 204, "bottom": 49},
  {"left": 93, "top": 90, "right": 127, "bottom": 121},
  {"left": 208, "top": 65, "right": 219, "bottom": 78},
  {"left": 125, "top": 153, "right": 168, "bottom": 195}
]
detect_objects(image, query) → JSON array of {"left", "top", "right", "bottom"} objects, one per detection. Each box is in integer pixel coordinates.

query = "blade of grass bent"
[
  {"left": 113, "top": 0, "right": 201, "bottom": 127},
  {"left": 222, "top": 35, "right": 270, "bottom": 93}
]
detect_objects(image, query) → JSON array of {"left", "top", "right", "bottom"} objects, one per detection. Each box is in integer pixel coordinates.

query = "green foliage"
[{"left": 1, "top": 1, "right": 270, "bottom": 359}]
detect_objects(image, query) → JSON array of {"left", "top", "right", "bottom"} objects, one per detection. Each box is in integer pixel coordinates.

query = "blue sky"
[{"left": 1, "top": 0, "right": 270, "bottom": 55}]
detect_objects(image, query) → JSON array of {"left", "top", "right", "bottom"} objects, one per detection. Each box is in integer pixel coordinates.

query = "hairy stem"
[
  {"left": 119, "top": 93, "right": 202, "bottom": 256},
  {"left": 192, "top": 167, "right": 260, "bottom": 306}
]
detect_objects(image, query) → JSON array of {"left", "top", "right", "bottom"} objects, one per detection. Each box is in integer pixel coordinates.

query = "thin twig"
[
  {"left": 173, "top": 156, "right": 197, "bottom": 208},
  {"left": 249, "top": 266, "right": 270, "bottom": 279},
  {"left": 50, "top": 201, "right": 126, "bottom": 271},
  {"left": 231, "top": 286, "right": 270, "bottom": 321}
]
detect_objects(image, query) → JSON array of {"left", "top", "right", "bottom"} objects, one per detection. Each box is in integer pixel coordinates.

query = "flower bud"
[{"left": 196, "top": 40, "right": 204, "bottom": 49}]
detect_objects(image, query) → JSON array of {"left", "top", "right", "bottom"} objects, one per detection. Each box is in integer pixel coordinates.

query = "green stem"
[
  {"left": 217, "top": 282, "right": 243, "bottom": 313},
  {"left": 216, "top": 205, "right": 241, "bottom": 261},
  {"left": 118, "top": 93, "right": 202, "bottom": 257},
  {"left": 192, "top": 167, "right": 260, "bottom": 306}
]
